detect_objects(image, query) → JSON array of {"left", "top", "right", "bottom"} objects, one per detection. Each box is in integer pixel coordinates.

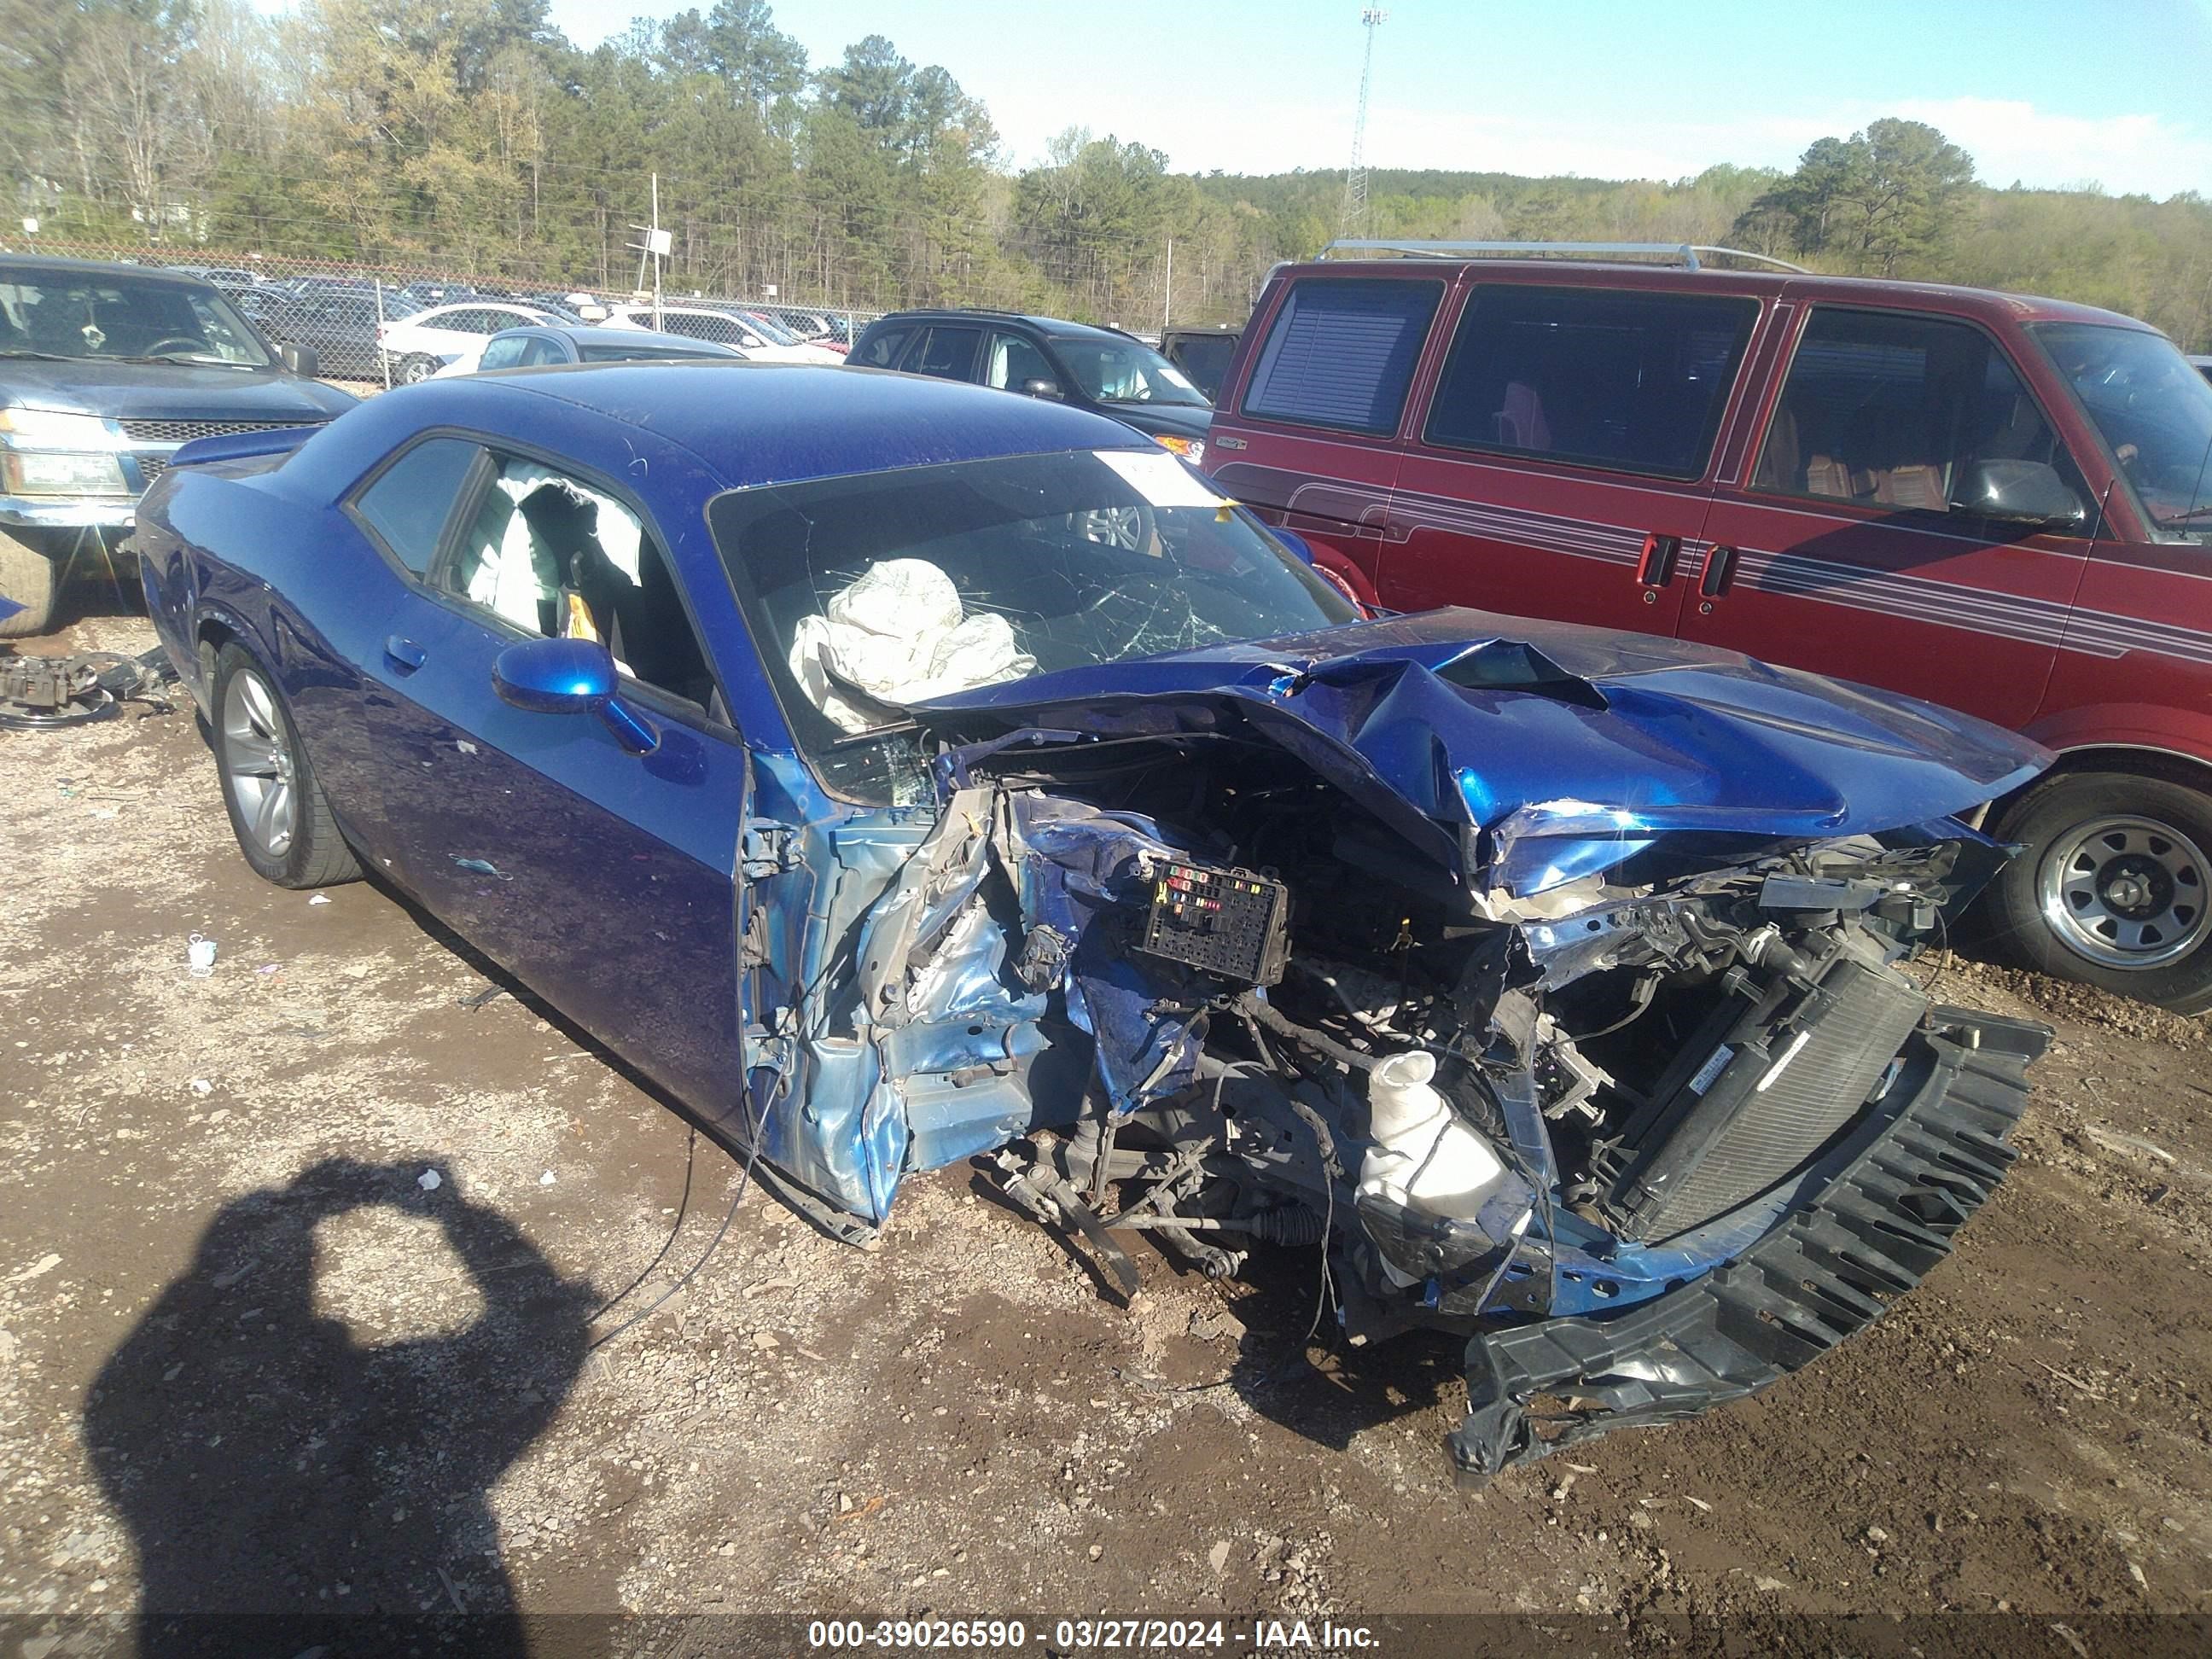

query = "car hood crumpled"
[{"left": 915, "top": 607, "right": 2052, "bottom": 896}]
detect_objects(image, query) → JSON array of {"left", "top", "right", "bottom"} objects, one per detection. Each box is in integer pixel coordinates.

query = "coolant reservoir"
[{"left": 1358, "top": 1051, "right": 1507, "bottom": 1218}]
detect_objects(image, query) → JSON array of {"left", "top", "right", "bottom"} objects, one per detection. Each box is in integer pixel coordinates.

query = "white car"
[
  {"left": 378, "top": 302, "right": 564, "bottom": 383},
  {"left": 602, "top": 304, "right": 841, "bottom": 363}
]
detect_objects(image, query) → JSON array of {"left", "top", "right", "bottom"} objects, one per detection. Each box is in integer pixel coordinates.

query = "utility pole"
[
  {"left": 1339, "top": 9, "right": 1387, "bottom": 241},
  {"left": 629, "top": 173, "right": 671, "bottom": 329},
  {"left": 1161, "top": 237, "right": 1173, "bottom": 337}
]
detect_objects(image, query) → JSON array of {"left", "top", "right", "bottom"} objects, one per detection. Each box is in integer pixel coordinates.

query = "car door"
[
  {"left": 897, "top": 323, "right": 984, "bottom": 383},
  {"left": 985, "top": 329, "right": 1060, "bottom": 399},
  {"left": 1687, "top": 304, "right": 2094, "bottom": 728},
  {"left": 1208, "top": 274, "right": 1447, "bottom": 600},
  {"left": 358, "top": 438, "right": 754, "bottom": 1124},
  {"left": 1380, "top": 279, "right": 1763, "bottom": 636}
]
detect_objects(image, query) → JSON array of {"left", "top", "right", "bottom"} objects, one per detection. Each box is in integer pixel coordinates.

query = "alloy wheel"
[{"left": 221, "top": 669, "right": 296, "bottom": 858}]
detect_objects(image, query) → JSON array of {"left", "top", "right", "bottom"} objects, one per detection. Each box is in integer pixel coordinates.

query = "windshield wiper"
[{"left": 0, "top": 348, "right": 77, "bottom": 362}]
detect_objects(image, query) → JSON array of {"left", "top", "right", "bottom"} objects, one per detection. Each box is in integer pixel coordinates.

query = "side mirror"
[
  {"left": 492, "top": 637, "right": 658, "bottom": 754},
  {"left": 1020, "top": 378, "right": 1065, "bottom": 401},
  {"left": 277, "top": 342, "right": 319, "bottom": 378},
  {"left": 1951, "top": 459, "right": 2088, "bottom": 529}
]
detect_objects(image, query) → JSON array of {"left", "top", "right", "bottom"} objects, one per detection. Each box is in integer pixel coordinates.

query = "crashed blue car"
[{"left": 137, "top": 363, "right": 2053, "bottom": 1484}]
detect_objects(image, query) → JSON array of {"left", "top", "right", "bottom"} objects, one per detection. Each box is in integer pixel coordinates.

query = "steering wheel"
[
  {"left": 143, "top": 336, "right": 207, "bottom": 357},
  {"left": 1066, "top": 502, "right": 1155, "bottom": 554}
]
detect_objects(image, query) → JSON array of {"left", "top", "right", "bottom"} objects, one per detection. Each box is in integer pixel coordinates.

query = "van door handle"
[
  {"left": 1699, "top": 545, "right": 1738, "bottom": 598},
  {"left": 384, "top": 635, "right": 427, "bottom": 672},
  {"left": 1635, "top": 533, "right": 1681, "bottom": 587}
]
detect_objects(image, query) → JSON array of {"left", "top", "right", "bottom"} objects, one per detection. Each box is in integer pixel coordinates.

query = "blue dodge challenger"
[{"left": 138, "top": 361, "right": 2053, "bottom": 1484}]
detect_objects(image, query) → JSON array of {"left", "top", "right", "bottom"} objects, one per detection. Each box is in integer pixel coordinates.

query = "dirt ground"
[{"left": 4, "top": 608, "right": 2212, "bottom": 1649}]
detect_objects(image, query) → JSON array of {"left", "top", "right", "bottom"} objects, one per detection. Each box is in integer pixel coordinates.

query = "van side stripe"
[{"left": 1214, "top": 462, "right": 2198, "bottom": 667}]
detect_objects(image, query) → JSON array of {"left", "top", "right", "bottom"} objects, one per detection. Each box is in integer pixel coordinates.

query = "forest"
[{"left": 5, "top": 0, "right": 2210, "bottom": 346}]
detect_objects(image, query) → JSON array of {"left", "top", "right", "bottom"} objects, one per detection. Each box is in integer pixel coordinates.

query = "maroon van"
[{"left": 1204, "top": 242, "right": 2212, "bottom": 1012}]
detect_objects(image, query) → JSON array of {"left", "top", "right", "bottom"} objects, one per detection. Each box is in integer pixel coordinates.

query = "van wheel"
[
  {"left": 1985, "top": 769, "right": 2212, "bottom": 1015},
  {"left": 211, "top": 643, "right": 361, "bottom": 890},
  {"left": 0, "top": 531, "right": 58, "bottom": 637}
]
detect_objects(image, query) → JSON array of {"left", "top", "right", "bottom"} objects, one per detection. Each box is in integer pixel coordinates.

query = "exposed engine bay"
[{"left": 731, "top": 621, "right": 2054, "bottom": 1484}]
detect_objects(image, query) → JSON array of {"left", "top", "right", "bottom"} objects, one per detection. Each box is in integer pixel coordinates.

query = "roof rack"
[{"left": 1316, "top": 239, "right": 1809, "bottom": 274}]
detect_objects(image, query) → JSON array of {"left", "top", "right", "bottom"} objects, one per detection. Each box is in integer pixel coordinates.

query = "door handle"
[
  {"left": 384, "top": 635, "right": 427, "bottom": 672},
  {"left": 1635, "top": 533, "right": 1681, "bottom": 588},
  {"left": 1699, "top": 545, "right": 1738, "bottom": 599}
]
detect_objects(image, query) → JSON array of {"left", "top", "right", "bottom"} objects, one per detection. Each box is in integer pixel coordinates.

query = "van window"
[
  {"left": 1423, "top": 286, "right": 1758, "bottom": 477},
  {"left": 1755, "top": 308, "right": 2085, "bottom": 516},
  {"left": 1243, "top": 278, "right": 1443, "bottom": 434}
]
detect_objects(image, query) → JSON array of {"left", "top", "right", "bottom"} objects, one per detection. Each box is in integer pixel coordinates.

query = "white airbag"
[{"left": 789, "top": 558, "right": 1036, "bottom": 733}]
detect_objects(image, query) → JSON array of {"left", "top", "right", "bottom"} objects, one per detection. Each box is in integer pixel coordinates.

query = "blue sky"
[{"left": 533, "top": 1, "right": 2212, "bottom": 195}]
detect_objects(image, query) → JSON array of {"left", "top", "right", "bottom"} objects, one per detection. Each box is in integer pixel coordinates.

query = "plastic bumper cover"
[{"left": 1446, "top": 1004, "right": 2052, "bottom": 1486}]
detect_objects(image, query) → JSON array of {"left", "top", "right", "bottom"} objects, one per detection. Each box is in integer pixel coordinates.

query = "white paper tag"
[{"left": 1096, "top": 446, "right": 1222, "bottom": 509}]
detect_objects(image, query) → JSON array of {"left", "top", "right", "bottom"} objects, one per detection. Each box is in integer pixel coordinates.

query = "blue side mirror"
[{"left": 492, "top": 637, "right": 658, "bottom": 754}]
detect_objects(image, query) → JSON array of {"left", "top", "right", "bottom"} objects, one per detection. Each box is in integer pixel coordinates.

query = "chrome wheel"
[
  {"left": 221, "top": 669, "right": 296, "bottom": 859},
  {"left": 2038, "top": 813, "right": 2211, "bottom": 970}
]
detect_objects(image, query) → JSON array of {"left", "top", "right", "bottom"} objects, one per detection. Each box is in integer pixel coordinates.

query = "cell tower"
[{"left": 1339, "top": 8, "right": 1388, "bottom": 239}]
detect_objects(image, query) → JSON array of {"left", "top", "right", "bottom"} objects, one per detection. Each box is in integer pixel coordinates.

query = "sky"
[{"left": 504, "top": 0, "right": 2212, "bottom": 198}]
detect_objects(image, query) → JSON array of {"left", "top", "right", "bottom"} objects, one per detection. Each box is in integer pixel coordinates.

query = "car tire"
[
  {"left": 0, "top": 530, "right": 58, "bottom": 638},
  {"left": 210, "top": 643, "right": 361, "bottom": 890},
  {"left": 395, "top": 354, "right": 439, "bottom": 385},
  {"left": 1985, "top": 767, "right": 2212, "bottom": 1015}
]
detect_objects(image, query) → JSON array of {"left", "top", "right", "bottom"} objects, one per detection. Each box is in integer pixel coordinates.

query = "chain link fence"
[{"left": 22, "top": 240, "right": 889, "bottom": 394}]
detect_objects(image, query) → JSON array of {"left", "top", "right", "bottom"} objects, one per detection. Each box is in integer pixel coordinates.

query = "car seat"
[{"left": 1493, "top": 381, "right": 1551, "bottom": 451}]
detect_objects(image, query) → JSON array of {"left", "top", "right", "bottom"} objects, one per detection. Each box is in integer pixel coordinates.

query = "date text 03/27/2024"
[{"left": 806, "top": 1619, "right": 1382, "bottom": 1652}]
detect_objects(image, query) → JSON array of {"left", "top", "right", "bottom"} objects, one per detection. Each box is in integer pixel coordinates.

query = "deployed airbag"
[{"left": 789, "top": 558, "right": 1036, "bottom": 732}]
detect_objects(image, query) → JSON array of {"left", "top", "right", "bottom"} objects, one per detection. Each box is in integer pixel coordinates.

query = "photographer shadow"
[{"left": 83, "top": 1157, "right": 595, "bottom": 1656}]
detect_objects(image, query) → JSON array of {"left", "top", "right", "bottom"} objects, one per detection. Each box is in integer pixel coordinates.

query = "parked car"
[
  {"left": 852, "top": 309, "right": 1212, "bottom": 459},
  {"left": 758, "top": 306, "right": 847, "bottom": 351},
  {"left": 736, "top": 307, "right": 847, "bottom": 356},
  {"left": 2192, "top": 354, "right": 2212, "bottom": 386},
  {"left": 136, "top": 361, "right": 2052, "bottom": 1485},
  {"left": 160, "top": 263, "right": 263, "bottom": 293},
  {"left": 1204, "top": 242, "right": 2212, "bottom": 1013},
  {"left": 601, "top": 303, "right": 841, "bottom": 362},
  {"left": 253, "top": 290, "right": 404, "bottom": 381},
  {"left": 429, "top": 323, "right": 746, "bottom": 375},
  {"left": 378, "top": 302, "right": 565, "bottom": 383},
  {"left": 1159, "top": 323, "right": 1243, "bottom": 402},
  {"left": 0, "top": 255, "right": 355, "bottom": 637}
]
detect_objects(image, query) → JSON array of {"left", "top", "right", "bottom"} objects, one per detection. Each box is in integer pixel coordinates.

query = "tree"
[
  {"left": 1734, "top": 121, "right": 1975, "bottom": 275},
  {"left": 1845, "top": 118, "right": 1976, "bottom": 274}
]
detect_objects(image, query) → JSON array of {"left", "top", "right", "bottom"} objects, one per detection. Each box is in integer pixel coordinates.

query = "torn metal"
[{"left": 735, "top": 614, "right": 2054, "bottom": 1484}]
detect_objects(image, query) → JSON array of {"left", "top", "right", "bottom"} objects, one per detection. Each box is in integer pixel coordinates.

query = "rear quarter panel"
[{"left": 139, "top": 431, "right": 409, "bottom": 864}]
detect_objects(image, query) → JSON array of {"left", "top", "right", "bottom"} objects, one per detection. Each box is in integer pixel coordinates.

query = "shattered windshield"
[
  {"left": 707, "top": 445, "right": 1354, "bottom": 765},
  {"left": 0, "top": 262, "right": 272, "bottom": 367},
  {"left": 2034, "top": 321, "right": 2212, "bottom": 540}
]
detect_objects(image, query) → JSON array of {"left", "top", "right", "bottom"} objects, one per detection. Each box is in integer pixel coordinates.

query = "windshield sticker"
[{"left": 1097, "top": 447, "right": 1223, "bottom": 509}]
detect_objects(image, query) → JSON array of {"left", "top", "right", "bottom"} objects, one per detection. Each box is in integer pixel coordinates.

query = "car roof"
[
  {"left": 492, "top": 323, "right": 741, "bottom": 353},
  {"left": 1272, "top": 258, "right": 2157, "bottom": 331},
  {"left": 416, "top": 300, "right": 549, "bottom": 317},
  {"left": 865, "top": 308, "right": 1145, "bottom": 345},
  {"left": 416, "top": 361, "right": 1156, "bottom": 490},
  {"left": 0, "top": 253, "right": 217, "bottom": 289}
]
